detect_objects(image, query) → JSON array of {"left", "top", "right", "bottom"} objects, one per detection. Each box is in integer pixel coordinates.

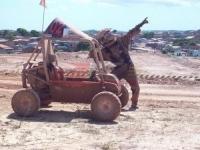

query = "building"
[
  {"left": 174, "top": 50, "right": 187, "bottom": 56},
  {"left": 0, "top": 44, "right": 14, "bottom": 54},
  {"left": 146, "top": 39, "right": 166, "bottom": 50},
  {"left": 189, "top": 49, "right": 200, "bottom": 57},
  {"left": 54, "top": 40, "right": 79, "bottom": 52},
  {"left": 0, "top": 38, "right": 8, "bottom": 44},
  {"left": 153, "top": 31, "right": 163, "bottom": 39},
  {"left": 13, "top": 38, "right": 30, "bottom": 45},
  {"left": 22, "top": 42, "right": 38, "bottom": 53}
]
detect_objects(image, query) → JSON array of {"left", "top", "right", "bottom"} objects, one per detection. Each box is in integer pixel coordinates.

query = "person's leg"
[{"left": 124, "top": 65, "right": 140, "bottom": 108}]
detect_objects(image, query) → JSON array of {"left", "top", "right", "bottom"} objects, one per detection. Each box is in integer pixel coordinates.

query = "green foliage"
[
  {"left": 173, "top": 38, "right": 199, "bottom": 48},
  {"left": 76, "top": 42, "right": 91, "bottom": 51},
  {"left": 0, "top": 30, "right": 3, "bottom": 37},
  {"left": 0, "top": 30, "right": 15, "bottom": 40},
  {"left": 2, "top": 30, "right": 9, "bottom": 37},
  {"left": 173, "top": 32, "right": 183, "bottom": 38},
  {"left": 17, "top": 28, "right": 30, "bottom": 36},
  {"left": 143, "top": 31, "right": 154, "bottom": 39},
  {"left": 0, "top": 28, "right": 41, "bottom": 39},
  {"left": 5, "top": 32, "right": 15, "bottom": 40},
  {"left": 30, "top": 30, "right": 41, "bottom": 37},
  {"left": 112, "top": 30, "right": 117, "bottom": 33}
]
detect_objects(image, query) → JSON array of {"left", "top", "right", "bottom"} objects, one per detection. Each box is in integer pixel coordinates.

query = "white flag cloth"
[{"left": 45, "top": 18, "right": 93, "bottom": 41}]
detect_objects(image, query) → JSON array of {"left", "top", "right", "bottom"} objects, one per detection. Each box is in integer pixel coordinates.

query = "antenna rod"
[
  {"left": 42, "top": 6, "right": 45, "bottom": 33},
  {"left": 40, "top": 0, "right": 46, "bottom": 33}
]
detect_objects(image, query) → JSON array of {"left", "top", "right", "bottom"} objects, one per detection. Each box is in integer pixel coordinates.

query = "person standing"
[{"left": 91, "top": 18, "right": 148, "bottom": 109}]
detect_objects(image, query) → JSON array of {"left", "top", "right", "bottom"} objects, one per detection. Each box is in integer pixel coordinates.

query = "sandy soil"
[
  {"left": 131, "top": 51, "right": 200, "bottom": 77},
  {"left": 1, "top": 51, "right": 200, "bottom": 77},
  {"left": 0, "top": 52, "right": 200, "bottom": 150}
]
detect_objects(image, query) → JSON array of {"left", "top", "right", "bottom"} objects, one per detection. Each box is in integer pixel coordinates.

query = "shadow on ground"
[{"left": 7, "top": 109, "right": 118, "bottom": 125}]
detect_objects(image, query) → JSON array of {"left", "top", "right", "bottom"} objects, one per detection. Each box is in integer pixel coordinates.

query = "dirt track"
[
  {"left": 0, "top": 75, "right": 200, "bottom": 150},
  {"left": 0, "top": 52, "right": 200, "bottom": 150}
]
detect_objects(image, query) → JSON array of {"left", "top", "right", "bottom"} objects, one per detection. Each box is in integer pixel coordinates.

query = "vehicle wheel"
[
  {"left": 91, "top": 92, "right": 121, "bottom": 121},
  {"left": 11, "top": 89, "right": 40, "bottom": 117},
  {"left": 119, "top": 85, "right": 129, "bottom": 108}
]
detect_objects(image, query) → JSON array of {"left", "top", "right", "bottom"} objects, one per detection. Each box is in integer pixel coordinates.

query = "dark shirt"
[
  {"left": 101, "top": 38, "right": 133, "bottom": 66},
  {"left": 100, "top": 27, "right": 140, "bottom": 67}
]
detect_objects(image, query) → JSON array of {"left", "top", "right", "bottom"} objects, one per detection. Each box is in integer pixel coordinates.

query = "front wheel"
[
  {"left": 91, "top": 91, "right": 121, "bottom": 122},
  {"left": 11, "top": 89, "right": 40, "bottom": 117}
]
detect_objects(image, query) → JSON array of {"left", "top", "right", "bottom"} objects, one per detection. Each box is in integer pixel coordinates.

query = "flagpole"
[{"left": 42, "top": 6, "right": 45, "bottom": 33}]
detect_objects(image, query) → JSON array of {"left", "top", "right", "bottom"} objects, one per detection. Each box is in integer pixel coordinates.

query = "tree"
[
  {"left": 30, "top": 30, "right": 40, "bottom": 37},
  {"left": 143, "top": 31, "right": 154, "bottom": 39},
  {"left": 112, "top": 30, "right": 117, "bottom": 33},
  {"left": 5, "top": 32, "right": 15, "bottom": 40},
  {"left": 2, "top": 30, "right": 9, "bottom": 37},
  {"left": 0, "top": 30, "right": 5, "bottom": 37},
  {"left": 173, "top": 38, "right": 197, "bottom": 48},
  {"left": 17, "top": 28, "right": 29, "bottom": 36},
  {"left": 0, "top": 30, "right": 15, "bottom": 40}
]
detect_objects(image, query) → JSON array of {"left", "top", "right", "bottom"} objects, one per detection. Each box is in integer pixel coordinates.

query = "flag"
[{"left": 40, "top": 0, "right": 46, "bottom": 8}]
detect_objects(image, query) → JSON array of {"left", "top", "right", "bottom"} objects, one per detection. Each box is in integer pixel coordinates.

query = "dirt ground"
[{"left": 0, "top": 52, "right": 200, "bottom": 150}]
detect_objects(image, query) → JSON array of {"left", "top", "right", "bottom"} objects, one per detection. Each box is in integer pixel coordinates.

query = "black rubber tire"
[
  {"left": 119, "top": 85, "right": 129, "bottom": 108},
  {"left": 91, "top": 91, "right": 121, "bottom": 122},
  {"left": 11, "top": 89, "right": 40, "bottom": 117}
]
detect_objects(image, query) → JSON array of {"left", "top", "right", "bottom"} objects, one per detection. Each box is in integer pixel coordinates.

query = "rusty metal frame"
[{"left": 23, "top": 33, "right": 109, "bottom": 86}]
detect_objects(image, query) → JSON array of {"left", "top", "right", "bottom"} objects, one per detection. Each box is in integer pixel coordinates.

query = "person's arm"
[{"left": 121, "top": 17, "right": 149, "bottom": 47}]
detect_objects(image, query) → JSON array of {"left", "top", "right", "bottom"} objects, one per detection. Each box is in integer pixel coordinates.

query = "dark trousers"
[{"left": 111, "top": 64, "right": 140, "bottom": 106}]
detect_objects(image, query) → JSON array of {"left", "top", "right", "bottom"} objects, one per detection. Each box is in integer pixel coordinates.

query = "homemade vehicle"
[{"left": 11, "top": 26, "right": 129, "bottom": 121}]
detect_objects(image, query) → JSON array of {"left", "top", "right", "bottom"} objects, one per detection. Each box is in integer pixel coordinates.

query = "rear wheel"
[
  {"left": 91, "top": 92, "right": 121, "bottom": 121},
  {"left": 11, "top": 89, "right": 40, "bottom": 117},
  {"left": 119, "top": 85, "right": 129, "bottom": 108}
]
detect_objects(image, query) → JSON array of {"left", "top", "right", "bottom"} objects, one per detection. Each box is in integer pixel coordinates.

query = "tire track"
[
  {"left": 140, "top": 84, "right": 200, "bottom": 102},
  {"left": 0, "top": 77, "right": 199, "bottom": 103}
]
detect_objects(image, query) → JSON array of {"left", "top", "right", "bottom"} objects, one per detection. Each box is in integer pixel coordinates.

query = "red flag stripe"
[{"left": 40, "top": 0, "right": 46, "bottom": 8}]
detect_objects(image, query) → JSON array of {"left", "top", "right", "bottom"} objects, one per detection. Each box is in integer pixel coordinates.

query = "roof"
[
  {"left": 13, "top": 39, "right": 30, "bottom": 42},
  {"left": 0, "top": 38, "right": 8, "bottom": 43},
  {"left": 172, "top": 46, "right": 181, "bottom": 49},
  {"left": 0, "top": 44, "right": 13, "bottom": 50},
  {"left": 186, "top": 36, "right": 195, "bottom": 39},
  {"left": 30, "top": 37, "right": 40, "bottom": 40}
]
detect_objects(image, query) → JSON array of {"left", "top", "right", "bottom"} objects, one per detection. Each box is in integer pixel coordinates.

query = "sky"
[{"left": 1, "top": 0, "right": 200, "bottom": 31}]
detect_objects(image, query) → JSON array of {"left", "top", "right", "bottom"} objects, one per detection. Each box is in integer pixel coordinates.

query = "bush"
[
  {"left": 30, "top": 30, "right": 41, "bottom": 37},
  {"left": 173, "top": 38, "right": 198, "bottom": 48},
  {"left": 143, "top": 32, "right": 154, "bottom": 39},
  {"left": 17, "top": 28, "right": 30, "bottom": 36},
  {"left": 0, "top": 30, "right": 15, "bottom": 40}
]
